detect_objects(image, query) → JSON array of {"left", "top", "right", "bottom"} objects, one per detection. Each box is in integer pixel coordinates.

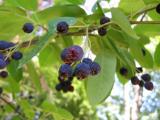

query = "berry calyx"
[
  {"left": 0, "top": 59, "right": 6, "bottom": 69},
  {"left": 98, "top": 27, "right": 107, "bottom": 36},
  {"left": 131, "top": 76, "right": 140, "bottom": 85},
  {"left": 100, "top": 16, "right": 110, "bottom": 25},
  {"left": 74, "top": 63, "right": 90, "bottom": 80},
  {"left": 59, "top": 64, "right": 72, "bottom": 80},
  {"left": 82, "top": 58, "right": 92, "bottom": 64},
  {"left": 56, "top": 21, "right": 69, "bottom": 33},
  {"left": 144, "top": 82, "right": 154, "bottom": 91},
  {"left": 119, "top": 67, "right": 128, "bottom": 76},
  {"left": 61, "top": 45, "right": 84, "bottom": 64},
  {"left": 156, "top": 4, "right": 160, "bottom": 14},
  {"left": 11, "top": 51, "right": 23, "bottom": 60},
  {"left": 0, "top": 71, "right": 8, "bottom": 78},
  {"left": 68, "top": 85, "right": 74, "bottom": 92},
  {"left": 141, "top": 73, "right": 151, "bottom": 82},
  {"left": 90, "top": 62, "right": 101, "bottom": 75},
  {"left": 22, "top": 23, "right": 34, "bottom": 33}
]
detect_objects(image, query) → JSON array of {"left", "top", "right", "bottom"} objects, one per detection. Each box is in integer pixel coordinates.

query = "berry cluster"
[
  {"left": 55, "top": 45, "right": 101, "bottom": 93},
  {"left": 0, "top": 41, "right": 23, "bottom": 78},
  {"left": 119, "top": 66, "right": 153, "bottom": 91},
  {"left": 98, "top": 16, "right": 110, "bottom": 36}
]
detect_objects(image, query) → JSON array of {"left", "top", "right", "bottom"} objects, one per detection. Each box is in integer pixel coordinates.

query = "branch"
[
  {"left": 12, "top": 20, "right": 160, "bottom": 49},
  {"left": 0, "top": 96, "right": 27, "bottom": 120},
  {"left": 129, "top": 5, "right": 157, "bottom": 18}
]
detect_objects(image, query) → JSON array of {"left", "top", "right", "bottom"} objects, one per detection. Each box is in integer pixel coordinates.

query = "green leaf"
[
  {"left": 48, "top": 17, "right": 77, "bottom": 33},
  {"left": 130, "top": 42, "right": 153, "bottom": 68},
  {"left": 39, "top": 44, "right": 61, "bottom": 67},
  {"left": 5, "top": 0, "right": 38, "bottom": 11},
  {"left": 143, "top": 0, "right": 159, "bottom": 5},
  {"left": 26, "top": 62, "right": 41, "bottom": 91},
  {"left": 111, "top": 8, "right": 138, "bottom": 39},
  {"left": 35, "top": 5, "right": 86, "bottom": 23},
  {"left": 19, "top": 33, "right": 52, "bottom": 68},
  {"left": 134, "top": 24, "right": 160, "bottom": 37},
  {"left": 119, "top": 0, "right": 145, "bottom": 14},
  {"left": 41, "top": 101, "right": 73, "bottom": 120},
  {"left": 154, "top": 42, "right": 160, "bottom": 67},
  {"left": 67, "top": 0, "right": 85, "bottom": 5},
  {"left": 86, "top": 50, "right": 116, "bottom": 105},
  {"left": 7, "top": 60, "right": 22, "bottom": 82}
]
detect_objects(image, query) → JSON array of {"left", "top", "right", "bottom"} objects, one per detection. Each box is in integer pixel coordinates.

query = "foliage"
[{"left": 0, "top": 0, "right": 160, "bottom": 119}]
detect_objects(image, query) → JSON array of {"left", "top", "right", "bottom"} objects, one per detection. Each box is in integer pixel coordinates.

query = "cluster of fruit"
[
  {"left": 0, "top": 41, "right": 23, "bottom": 78},
  {"left": 55, "top": 45, "right": 101, "bottom": 93},
  {"left": 0, "top": 22, "right": 34, "bottom": 79},
  {"left": 120, "top": 67, "right": 153, "bottom": 91},
  {"left": 98, "top": 16, "right": 110, "bottom": 36}
]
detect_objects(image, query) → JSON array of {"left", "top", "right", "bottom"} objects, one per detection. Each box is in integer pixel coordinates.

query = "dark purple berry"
[
  {"left": 90, "top": 62, "right": 101, "bottom": 75},
  {"left": 61, "top": 45, "right": 84, "bottom": 64},
  {"left": 56, "top": 21, "right": 69, "bottom": 33},
  {"left": 131, "top": 76, "right": 140, "bottom": 85},
  {"left": 139, "top": 80, "right": 144, "bottom": 87},
  {"left": 55, "top": 83, "right": 62, "bottom": 91},
  {"left": 59, "top": 64, "right": 72, "bottom": 80},
  {"left": 0, "top": 87, "right": 3, "bottom": 94},
  {"left": 0, "top": 71, "right": 8, "bottom": 78},
  {"left": 141, "top": 74, "right": 151, "bottom": 82},
  {"left": 100, "top": 16, "right": 110, "bottom": 25},
  {"left": 156, "top": 4, "right": 160, "bottom": 14},
  {"left": 0, "top": 41, "right": 15, "bottom": 50},
  {"left": 144, "top": 82, "right": 154, "bottom": 91},
  {"left": 23, "top": 23, "right": 34, "bottom": 33},
  {"left": 68, "top": 85, "right": 74, "bottom": 92},
  {"left": 119, "top": 67, "right": 128, "bottom": 76},
  {"left": 74, "top": 63, "right": 90, "bottom": 80},
  {"left": 0, "top": 59, "right": 6, "bottom": 69},
  {"left": 141, "top": 48, "right": 146, "bottom": 56},
  {"left": 82, "top": 58, "right": 92, "bottom": 64},
  {"left": 11, "top": 51, "right": 23, "bottom": 60},
  {"left": 136, "top": 67, "right": 143, "bottom": 73},
  {"left": 98, "top": 27, "right": 107, "bottom": 36}
]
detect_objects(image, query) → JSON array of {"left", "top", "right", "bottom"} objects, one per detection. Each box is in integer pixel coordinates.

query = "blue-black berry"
[
  {"left": 139, "top": 80, "right": 144, "bottom": 87},
  {"left": 59, "top": 64, "right": 72, "bottom": 80},
  {"left": 0, "top": 59, "right": 6, "bottom": 69},
  {"left": 144, "top": 82, "right": 153, "bottom": 91},
  {"left": 131, "top": 76, "right": 140, "bottom": 85},
  {"left": 156, "top": 4, "right": 160, "bottom": 14},
  {"left": 90, "top": 62, "right": 101, "bottom": 75},
  {"left": 0, "top": 41, "right": 15, "bottom": 50},
  {"left": 56, "top": 21, "right": 69, "bottom": 33},
  {"left": 11, "top": 51, "right": 23, "bottom": 60},
  {"left": 74, "top": 63, "right": 90, "bottom": 80},
  {"left": 61, "top": 45, "right": 84, "bottom": 64},
  {"left": 100, "top": 16, "right": 110, "bottom": 25},
  {"left": 98, "top": 27, "right": 107, "bottom": 36},
  {"left": 0, "top": 87, "right": 3, "bottom": 94},
  {"left": 82, "top": 58, "right": 92, "bottom": 64},
  {"left": 0, "top": 71, "right": 8, "bottom": 78},
  {"left": 119, "top": 67, "right": 128, "bottom": 76},
  {"left": 141, "top": 73, "right": 151, "bottom": 82},
  {"left": 55, "top": 83, "right": 63, "bottom": 91},
  {"left": 23, "top": 23, "right": 34, "bottom": 33}
]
